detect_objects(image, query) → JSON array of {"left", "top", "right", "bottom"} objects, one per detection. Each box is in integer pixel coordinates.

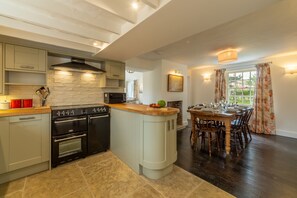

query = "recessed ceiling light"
[
  {"left": 131, "top": 1, "right": 139, "bottom": 10},
  {"left": 93, "top": 41, "right": 99, "bottom": 46}
]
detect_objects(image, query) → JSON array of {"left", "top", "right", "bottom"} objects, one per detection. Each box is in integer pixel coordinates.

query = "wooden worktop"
[
  {"left": 0, "top": 106, "right": 51, "bottom": 117},
  {"left": 107, "top": 103, "right": 179, "bottom": 116}
]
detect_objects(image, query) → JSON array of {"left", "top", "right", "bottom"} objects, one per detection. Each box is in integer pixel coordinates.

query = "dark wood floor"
[{"left": 175, "top": 124, "right": 297, "bottom": 198}]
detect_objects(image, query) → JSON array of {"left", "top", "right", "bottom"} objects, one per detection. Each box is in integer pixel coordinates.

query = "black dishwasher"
[{"left": 88, "top": 109, "right": 110, "bottom": 155}]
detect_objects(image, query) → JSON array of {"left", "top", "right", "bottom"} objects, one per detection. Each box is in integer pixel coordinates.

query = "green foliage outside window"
[{"left": 227, "top": 70, "right": 256, "bottom": 105}]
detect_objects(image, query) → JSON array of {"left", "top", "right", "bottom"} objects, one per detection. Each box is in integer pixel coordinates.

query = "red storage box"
[
  {"left": 22, "top": 99, "right": 33, "bottom": 108},
  {"left": 10, "top": 99, "right": 22, "bottom": 108}
]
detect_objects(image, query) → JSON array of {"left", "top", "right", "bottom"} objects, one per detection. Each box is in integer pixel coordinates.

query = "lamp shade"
[{"left": 217, "top": 49, "right": 238, "bottom": 63}]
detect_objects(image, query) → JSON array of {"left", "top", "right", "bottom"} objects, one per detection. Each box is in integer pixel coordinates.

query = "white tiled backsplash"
[{"left": 0, "top": 70, "right": 124, "bottom": 107}]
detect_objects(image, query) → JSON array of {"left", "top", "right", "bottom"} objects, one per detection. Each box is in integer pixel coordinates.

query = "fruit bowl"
[{"left": 149, "top": 103, "right": 161, "bottom": 108}]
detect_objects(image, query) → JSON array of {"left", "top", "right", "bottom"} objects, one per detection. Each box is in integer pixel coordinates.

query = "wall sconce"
[
  {"left": 174, "top": 70, "right": 181, "bottom": 75},
  {"left": 127, "top": 70, "right": 134, "bottom": 73},
  {"left": 285, "top": 65, "right": 297, "bottom": 74},
  {"left": 203, "top": 73, "right": 211, "bottom": 81}
]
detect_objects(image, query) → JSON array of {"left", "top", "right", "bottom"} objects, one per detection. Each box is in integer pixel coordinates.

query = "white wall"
[
  {"left": 142, "top": 59, "right": 188, "bottom": 126},
  {"left": 142, "top": 60, "right": 162, "bottom": 104},
  {"left": 190, "top": 54, "right": 297, "bottom": 139},
  {"left": 190, "top": 66, "right": 216, "bottom": 105}
]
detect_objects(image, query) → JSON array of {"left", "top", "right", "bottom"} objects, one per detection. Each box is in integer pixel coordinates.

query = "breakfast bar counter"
[
  {"left": 108, "top": 103, "right": 179, "bottom": 179},
  {"left": 107, "top": 103, "right": 179, "bottom": 116}
]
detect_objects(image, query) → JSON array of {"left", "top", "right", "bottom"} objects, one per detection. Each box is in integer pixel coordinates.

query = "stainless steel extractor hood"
[{"left": 51, "top": 57, "right": 105, "bottom": 73}]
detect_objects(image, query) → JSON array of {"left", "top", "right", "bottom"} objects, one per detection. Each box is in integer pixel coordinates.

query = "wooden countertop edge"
[
  {"left": 0, "top": 107, "right": 51, "bottom": 117},
  {"left": 106, "top": 103, "right": 179, "bottom": 116}
]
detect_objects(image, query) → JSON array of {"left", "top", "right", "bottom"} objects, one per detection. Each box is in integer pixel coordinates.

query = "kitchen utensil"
[{"left": 35, "top": 86, "right": 50, "bottom": 106}]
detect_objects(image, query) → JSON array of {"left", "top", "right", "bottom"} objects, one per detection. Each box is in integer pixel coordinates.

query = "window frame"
[{"left": 226, "top": 68, "right": 256, "bottom": 106}]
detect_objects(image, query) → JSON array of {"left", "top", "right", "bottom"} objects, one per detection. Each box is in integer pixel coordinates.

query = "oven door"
[
  {"left": 52, "top": 116, "right": 87, "bottom": 136},
  {"left": 51, "top": 132, "right": 87, "bottom": 167}
]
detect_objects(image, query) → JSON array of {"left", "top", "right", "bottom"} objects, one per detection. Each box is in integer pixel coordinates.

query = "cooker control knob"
[
  {"left": 65, "top": 111, "right": 70, "bottom": 116},
  {"left": 97, "top": 108, "right": 100, "bottom": 112},
  {"left": 57, "top": 111, "right": 61, "bottom": 117},
  {"left": 92, "top": 108, "right": 96, "bottom": 113},
  {"left": 70, "top": 110, "right": 75, "bottom": 115},
  {"left": 61, "top": 111, "right": 65, "bottom": 116}
]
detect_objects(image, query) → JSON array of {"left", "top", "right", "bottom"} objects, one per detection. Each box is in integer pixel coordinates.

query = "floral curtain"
[
  {"left": 251, "top": 63, "right": 276, "bottom": 135},
  {"left": 214, "top": 69, "right": 226, "bottom": 103}
]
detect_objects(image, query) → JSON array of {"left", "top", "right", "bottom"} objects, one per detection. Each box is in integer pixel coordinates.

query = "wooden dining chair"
[
  {"left": 195, "top": 118, "right": 220, "bottom": 157},
  {"left": 242, "top": 107, "right": 254, "bottom": 144}
]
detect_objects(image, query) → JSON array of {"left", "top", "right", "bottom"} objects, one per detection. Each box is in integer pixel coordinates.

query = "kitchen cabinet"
[
  {"left": 8, "top": 114, "right": 50, "bottom": 171},
  {"left": 3, "top": 44, "right": 47, "bottom": 88},
  {"left": 99, "top": 61, "right": 125, "bottom": 88},
  {"left": 142, "top": 114, "right": 177, "bottom": 179},
  {"left": 0, "top": 114, "right": 50, "bottom": 176},
  {"left": 0, "top": 43, "right": 3, "bottom": 94},
  {"left": 110, "top": 107, "right": 177, "bottom": 179},
  {"left": 5, "top": 44, "right": 46, "bottom": 72},
  {"left": 0, "top": 117, "right": 9, "bottom": 174},
  {"left": 104, "top": 61, "right": 125, "bottom": 80}
]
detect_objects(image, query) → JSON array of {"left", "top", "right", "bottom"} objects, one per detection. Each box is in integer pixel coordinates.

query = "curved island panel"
[{"left": 108, "top": 103, "right": 179, "bottom": 179}]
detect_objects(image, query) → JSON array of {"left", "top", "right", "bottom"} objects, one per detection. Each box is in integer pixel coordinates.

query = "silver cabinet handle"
[
  {"left": 171, "top": 119, "right": 175, "bottom": 130},
  {"left": 54, "top": 134, "right": 86, "bottom": 142},
  {"left": 54, "top": 117, "right": 86, "bottom": 124},
  {"left": 20, "top": 65, "right": 35, "bottom": 69},
  {"left": 19, "top": 117, "right": 36, "bottom": 121},
  {"left": 113, "top": 74, "right": 120, "bottom": 77},
  {"left": 90, "top": 115, "right": 109, "bottom": 120}
]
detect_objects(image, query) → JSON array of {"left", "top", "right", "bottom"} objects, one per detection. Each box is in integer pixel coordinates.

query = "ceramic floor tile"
[
  {"left": 145, "top": 166, "right": 203, "bottom": 198},
  {"left": 127, "top": 184, "right": 164, "bottom": 198},
  {"left": 1, "top": 190, "right": 23, "bottom": 198},
  {"left": 81, "top": 157, "right": 145, "bottom": 198},
  {"left": 77, "top": 151, "right": 115, "bottom": 168},
  {"left": 23, "top": 163, "right": 87, "bottom": 198},
  {"left": 188, "top": 181, "right": 235, "bottom": 198},
  {"left": 0, "top": 178, "right": 25, "bottom": 197},
  {"left": 61, "top": 187, "right": 93, "bottom": 198},
  {"left": 1, "top": 152, "right": 232, "bottom": 198}
]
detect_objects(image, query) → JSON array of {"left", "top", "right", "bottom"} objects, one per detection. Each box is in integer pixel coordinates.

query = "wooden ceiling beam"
[
  {"left": 142, "top": 0, "right": 159, "bottom": 9},
  {"left": 0, "top": 1, "right": 111, "bottom": 43},
  {"left": 0, "top": 16, "right": 105, "bottom": 51},
  {"left": 18, "top": 0, "right": 122, "bottom": 35},
  {"left": 83, "top": 0, "right": 137, "bottom": 24}
]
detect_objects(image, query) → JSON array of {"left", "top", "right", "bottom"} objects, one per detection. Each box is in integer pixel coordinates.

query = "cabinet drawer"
[{"left": 10, "top": 114, "right": 42, "bottom": 123}]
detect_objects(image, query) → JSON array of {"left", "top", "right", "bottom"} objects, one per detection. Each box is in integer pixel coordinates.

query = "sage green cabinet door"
[
  {"left": 105, "top": 61, "right": 125, "bottom": 80},
  {"left": 5, "top": 44, "right": 46, "bottom": 72},
  {"left": 0, "top": 118, "right": 9, "bottom": 174},
  {"left": 142, "top": 115, "right": 177, "bottom": 169},
  {"left": 8, "top": 114, "right": 50, "bottom": 171}
]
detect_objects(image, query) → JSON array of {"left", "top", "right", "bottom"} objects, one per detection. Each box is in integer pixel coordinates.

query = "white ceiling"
[{"left": 1, "top": 0, "right": 293, "bottom": 68}]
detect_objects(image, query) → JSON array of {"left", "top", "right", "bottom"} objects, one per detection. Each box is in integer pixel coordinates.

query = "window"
[
  {"left": 227, "top": 70, "right": 256, "bottom": 105},
  {"left": 126, "top": 81, "right": 135, "bottom": 99}
]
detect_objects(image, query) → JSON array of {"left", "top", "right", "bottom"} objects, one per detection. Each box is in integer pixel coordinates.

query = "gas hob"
[{"left": 51, "top": 104, "right": 109, "bottom": 118}]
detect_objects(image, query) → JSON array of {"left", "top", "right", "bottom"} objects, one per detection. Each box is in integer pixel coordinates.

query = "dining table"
[{"left": 187, "top": 108, "right": 236, "bottom": 155}]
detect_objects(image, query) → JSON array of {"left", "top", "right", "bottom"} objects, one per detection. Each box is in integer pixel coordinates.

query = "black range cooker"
[{"left": 51, "top": 104, "right": 110, "bottom": 167}]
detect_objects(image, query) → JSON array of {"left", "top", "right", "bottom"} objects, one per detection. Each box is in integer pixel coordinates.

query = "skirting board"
[{"left": 277, "top": 129, "right": 297, "bottom": 139}]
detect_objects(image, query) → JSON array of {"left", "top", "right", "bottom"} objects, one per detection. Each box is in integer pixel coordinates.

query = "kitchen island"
[{"left": 108, "top": 103, "right": 179, "bottom": 179}]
